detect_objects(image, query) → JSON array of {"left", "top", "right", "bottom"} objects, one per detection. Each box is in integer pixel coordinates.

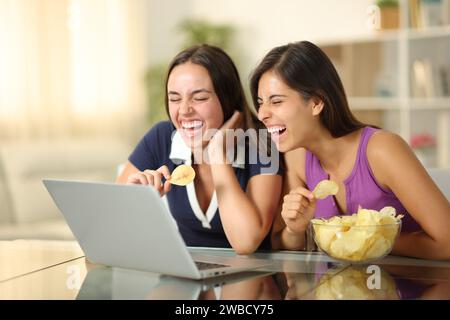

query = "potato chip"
[
  {"left": 364, "top": 235, "right": 391, "bottom": 259},
  {"left": 313, "top": 180, "right": 339, "bottom": 199},
  {"left": 169, "top": 165, "right": 196, "bottom": 186},
  {"left": 313, "top": 225, "right": 337, "bottom": 252}
]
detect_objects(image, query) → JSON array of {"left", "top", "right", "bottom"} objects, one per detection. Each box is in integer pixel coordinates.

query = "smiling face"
[
  {"left": 167, "top": 62, "right": 224, "bottom": 149},
  {"left": 257, "top": 69, "right": 321, "bottom": 152}
]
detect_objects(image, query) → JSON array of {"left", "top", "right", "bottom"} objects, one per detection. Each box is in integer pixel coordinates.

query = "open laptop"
[{"left": 43, "top": 179, "right": 271, "bottom": 279}]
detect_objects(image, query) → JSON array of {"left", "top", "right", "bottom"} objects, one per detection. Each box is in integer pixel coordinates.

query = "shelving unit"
[{"left": 318, "top": 0, "right": 450, "bottom": 169}]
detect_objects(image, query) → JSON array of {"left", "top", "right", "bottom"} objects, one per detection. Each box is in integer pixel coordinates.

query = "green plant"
[
  {"left": 144, "top": 64, "right": 167, "bottom": 125},
  {"left": 376, "top": 0, "right": 399, "bottom": 7},
  {"left": 144, "top": 19, "right": 236, "bottom": 126},
  {"left": 177, "top": 19, "right": 234, "bottom": 51}
]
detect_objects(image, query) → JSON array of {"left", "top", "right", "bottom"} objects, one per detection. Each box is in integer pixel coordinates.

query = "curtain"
[{"left": 0, "top": 0, "right": 148, "bottom": 141}]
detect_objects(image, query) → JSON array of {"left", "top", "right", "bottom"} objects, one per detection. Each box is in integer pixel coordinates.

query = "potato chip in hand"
[
  {"left": 313, "top": 180, "right": 339, "bottom": 199},
  {"left": 169, "top": 165, "right": 195, "bottom": 186}
]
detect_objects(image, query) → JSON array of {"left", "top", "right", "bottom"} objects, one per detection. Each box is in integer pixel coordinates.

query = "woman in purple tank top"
[{"left": 249, "top": 41, "right": 450, "bottom": 260}]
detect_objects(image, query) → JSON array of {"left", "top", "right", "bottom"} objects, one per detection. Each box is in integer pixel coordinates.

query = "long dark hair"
[
  {"left": 165, "top": 44, "right": 257, "bottom": 130},
  {"left": 250, "top": 41, "right": 366, "bottom": 138}
]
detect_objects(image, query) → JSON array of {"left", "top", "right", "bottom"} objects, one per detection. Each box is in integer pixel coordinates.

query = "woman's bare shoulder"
[
  {"left": 367, "top": 130, "right": 412, "bottom": 165},
  {"left": 283, "top": 148, "right": 307, "bottom": 183}
]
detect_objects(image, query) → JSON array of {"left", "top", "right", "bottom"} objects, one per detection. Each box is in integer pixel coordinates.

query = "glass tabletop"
[
  {"left": 0, "top": 240, "right": 84, "bottom": 282},
  {"left": 0, "top": 245, "right": 448, "bottom": 300}
]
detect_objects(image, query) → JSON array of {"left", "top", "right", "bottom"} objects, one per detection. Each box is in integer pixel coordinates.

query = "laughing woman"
[
  {"left": 116, "top": 44, "right": 282, "bottom": 255},
  {"left": 250, "top": 41, "right": 450, "bottom": 260}
]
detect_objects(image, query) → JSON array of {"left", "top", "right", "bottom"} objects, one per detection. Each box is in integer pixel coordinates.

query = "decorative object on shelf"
[
  {"left": 411, "top": 132, "right": 437, "bottom": 166},
  {"left": 412, "top": 58, "right": 435, "bottom": 97},
  {"left": 376, "top": 0, "right": 400, "bottom": 30},
  {"left": 409, "top": 0, "right": 449, "bottom": 28},
  {"left": 438, "top": 64, "right": 450, "bottom": 96},
  {"left": 375, "top": 73, "right": 398, "bottom": 97},
  {"left": 420, "top": 0, "right": 444, "bottom": 27},
  {"left": 444, "top": 0, "right": 450, "bottom": 25},
  {"left": 410, "top": 0, "right": 421, "bottom": 28}
]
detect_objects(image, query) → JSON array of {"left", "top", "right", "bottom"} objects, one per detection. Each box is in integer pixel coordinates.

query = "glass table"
[{"left": 0, "top": 241, "right": 449, "bottom": 300}]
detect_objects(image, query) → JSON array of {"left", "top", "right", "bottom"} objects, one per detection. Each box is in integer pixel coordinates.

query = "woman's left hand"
[{"left": 207, "top": 111, "right": 243, "bottom": 165}]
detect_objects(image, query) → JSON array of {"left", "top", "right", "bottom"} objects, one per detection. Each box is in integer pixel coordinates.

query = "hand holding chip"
[
  {"left": 126, "top": 165, "right": 173, "bottom": 196},
  {"left": 126, "top": 164, "right": 196, "bottom": 196},
  {"left": 281, "top": 180, "right": 338, "bottom": 234},
  {"left": 281, "top": 186, "right": 317, "bottom": 234}
]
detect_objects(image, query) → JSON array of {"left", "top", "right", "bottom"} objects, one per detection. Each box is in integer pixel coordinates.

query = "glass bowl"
[{"left": 310, "top": 219, "right": 402, "bottom": 264}]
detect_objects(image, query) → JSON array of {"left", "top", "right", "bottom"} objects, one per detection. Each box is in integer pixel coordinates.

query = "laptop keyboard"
[{"left": 195, "top": 261, "right": 230, "bottom": 270}]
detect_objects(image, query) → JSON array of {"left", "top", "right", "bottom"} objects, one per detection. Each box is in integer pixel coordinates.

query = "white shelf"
[
  {"left": 410, "top": 98, "right": 450, "bottom": 110},
  {"left": 317, "top": 31, "right": 399, "bottom": 46},
  {"left": 348, "top": 97, "right": 401, "bottom": 110},
  {"left": 348, "top": 97, "right": 450, "bottom": 111},
  {"left": 318, "top": 25, "right": 450, "bottom": 47},
  {"left": 318, "top": 0, "right": 450, "bottom": 169},
  {"left": 407, "top": 25, "right": 450, "bottom": 40}
]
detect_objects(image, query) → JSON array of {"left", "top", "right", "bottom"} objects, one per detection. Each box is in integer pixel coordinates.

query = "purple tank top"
[{"left": 305, "top": 126, "right": 421, "bottom": 233}]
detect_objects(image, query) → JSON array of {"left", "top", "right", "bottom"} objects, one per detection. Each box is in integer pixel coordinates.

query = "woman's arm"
[
  {"left": 368, "top": 131, "right": 450, "bottom": 260},
  {"left": 205, "top": 112, "right": 282, "bottom": 254},
  {"left": 271, "top": 148, "right": 310, "bottom": 251},
  {"left": 211, "top": 164, "right": 282, "bottom": 255},
  {"left": 116, "top": 161, "right": 139, "bottom": 183}
]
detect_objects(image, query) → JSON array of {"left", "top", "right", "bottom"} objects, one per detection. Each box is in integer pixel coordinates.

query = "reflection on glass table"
[
  {"left": 76, "top": 260, "right": 450, "bottom": 300},
  {"left": 295, "top": 264, "right": 450, "bottom": 300},
  {"left": 0, "top": 242, "right": 448, "bottom": 300},
  {"left": 76, "top": 266, "right": 281, "bottom": 300}
]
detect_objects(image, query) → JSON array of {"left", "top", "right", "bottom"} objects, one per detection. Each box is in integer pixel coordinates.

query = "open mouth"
[
  {"left": 180, "top": 120, "right": 204, "bottom": 138},
  {"left": 267, "top": 125, "right": 287, "bottom": 139}
]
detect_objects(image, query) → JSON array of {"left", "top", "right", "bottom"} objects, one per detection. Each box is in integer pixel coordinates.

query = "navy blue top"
[{"left": 128, "top": 121, "right": 282, "bottom": 250}]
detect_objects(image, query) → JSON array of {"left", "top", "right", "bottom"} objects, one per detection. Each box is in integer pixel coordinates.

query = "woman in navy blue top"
[{"left": 117, "top": 44, "right": 283, "bottom": 254}]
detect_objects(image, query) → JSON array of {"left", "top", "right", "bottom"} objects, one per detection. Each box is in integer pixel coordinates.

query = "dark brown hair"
[
  {"left": 250, "top": 41, "right": 366, "bottom": 137},
  {"left": 165, "top": 44, "right": 257, "bottom": 130}
]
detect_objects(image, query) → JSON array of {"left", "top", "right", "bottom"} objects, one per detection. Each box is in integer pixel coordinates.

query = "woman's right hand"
[
  {"left": 281, "top": 187, "right": 316, "bottom": 234},
  {"left": 126, "top": 165, "right": 171, "bottom": 196}
]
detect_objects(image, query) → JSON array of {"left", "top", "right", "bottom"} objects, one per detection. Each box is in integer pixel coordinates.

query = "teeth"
[
  {"left": 267, "top": 126, "right": 286, "bottom": 134},
  {"left": 181, "top": 120, "right": 203, "bottom": 129}
]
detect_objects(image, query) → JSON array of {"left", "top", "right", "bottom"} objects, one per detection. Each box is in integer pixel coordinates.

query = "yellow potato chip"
[
  {"left": 169, "top": 165, "right": 196, "bottom": 186},
  {"left": 313, "top": 180, "right": 339, "bottom": 199},
  {"left": 313, "top": 224, "right": 337, "bottom": 252},
  {"left": 364, "top": 235, "right": 391, "bottom": 260},
  {"left": 340, "top": 215, "right": 357, "bottom": 227}
]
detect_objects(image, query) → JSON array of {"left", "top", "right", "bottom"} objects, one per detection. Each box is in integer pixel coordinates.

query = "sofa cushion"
[
  {"left": 0, "top": 219, "right": 75, "bottom": 240},
  {"left": 0, "top": 140, "right": 131, "bottom": 225}
]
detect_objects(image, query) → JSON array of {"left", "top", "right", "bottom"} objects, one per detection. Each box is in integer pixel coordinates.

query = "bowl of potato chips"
[{"left": 311, "top": 206, "right": 403, "bottom": 263}]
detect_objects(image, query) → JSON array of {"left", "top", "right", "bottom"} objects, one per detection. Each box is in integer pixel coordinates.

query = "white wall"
[
  {"left": 189, "top": 0, "right": 375, "bottom": 76},
  {"left": 143, "top": 0, "right": 375, "bottom": 75},
  {"left": 144, "top": 0, "right": 194, "bottom": 65}
]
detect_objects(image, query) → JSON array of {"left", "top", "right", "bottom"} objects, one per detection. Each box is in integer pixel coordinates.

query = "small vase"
[{"left": 380, "top": 7, "right": 399, "bottom": 30}]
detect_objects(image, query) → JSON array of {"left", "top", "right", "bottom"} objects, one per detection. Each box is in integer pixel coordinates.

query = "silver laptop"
[{"left": 43, "top": 179, "right": 270, "bottom": 279}]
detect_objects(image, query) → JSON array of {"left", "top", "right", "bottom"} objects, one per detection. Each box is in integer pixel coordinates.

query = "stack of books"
[
  {"left": 412, "top": 59, "right": 450, "bottom": 97},
  {"left": 409, "top": 0, "right": 450, "bottom": 28}
]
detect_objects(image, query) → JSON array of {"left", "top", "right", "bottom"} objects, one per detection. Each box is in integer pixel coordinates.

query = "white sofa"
[
  {"left": 427, "top": 168, "right": 450, "bottom": 200},
  {"left": 0, "top": 140, "right": 131, "bottom": 240}
]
